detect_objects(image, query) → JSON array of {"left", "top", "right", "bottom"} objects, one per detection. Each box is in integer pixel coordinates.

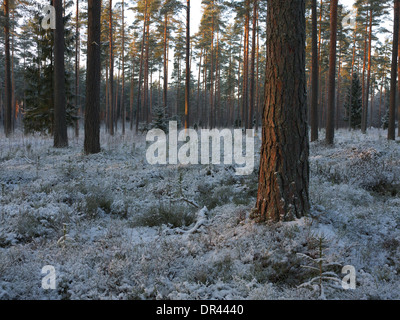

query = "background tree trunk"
[
  {"left": 185, "top": 0, "right": 190, "bottom": 129},
  {"left": 136, "top": 0, "right": 147, "bottom": 133},
  {"left": 364, "top": 9, "right": 373, "bottom": 133},
  {"left": 311, "top": 0, "right": 319, "bottom": 141},
  {"left": 163, "top": 13, "right": 168, "bottom": 113},
  {"left": 255, "top": 0, "right": 309, "bottom": 222},
  {"left": 121, "top": 0, "right": 125, "bottom": 135},
  {"left": 53, "top": 0, "right": 68, "bottom": 148},
  {"left": 109, "top": 0, "right": 114, "bottom": 136},
  {"left": 361, "top": 11, "right": 369, "bottom": 134},
  {"left": 325, "top": 0, "right": 338, "bottom": 145},
  {"left": 84, "top": 0, "right": 101, "bottom": 154},
  {"left": 75, "top": 0, "right": 80, "bottom": 138},
  {"left": 388, "top": 0, "right": 400, "bottom": 140},
  {"left": 249, "top": 0, "right": 258, "bottom": 129},
  {"left": 3, "top": 0, "right": 12, "bottom": 137},
  {"left": 398, "top": 20, "right": 400, "bottom": 136}
]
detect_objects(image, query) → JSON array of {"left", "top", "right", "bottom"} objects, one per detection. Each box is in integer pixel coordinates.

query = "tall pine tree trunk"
[
  {"left": 325, "top": 0, "right": 338, "bottom": 145},
  {"left": 388, "top": 0, "right": 400, "bottom": 140},
  {"left": 242, "top": 0, "right": 250, "bottom": 128},
  {"left": 317, "top": 0, "right": 323, "bottom": 129},
  {"left": 84, "top": 0, "right": 101, "bottom": 154},
  {"left": 197, "top": 49, "right": 202, "bottom": 125},
  {"left": 249, "top": 0, "right": 257, "bottom": 129},
  {"left": 121, "top": 0, "right": 125, "bottom": 135},
  {"left": 255, "top": 0, "right": 309, "bottom": 222},
  {"left": 163, "top": 13, "right": 169, "bottom": 113},
  {"left": 361, "top": 11, "right": 369, "bottom": 134},
  {"left": 349, "top": 8, "right": 358, "bottom": 130},
  {"left": 11, "top": 8, "right": 15, "bottom": 131},
  {"left": 3, "top": 0, "right": 12, "bottom": 137},
  {"left": 185, "top": 0, "right": 190, "bottom": 129},
  {"left": 364, "top": 9, "right": 373, "bottom": 132},
  {"left": 75, "top": 0, "right": 80, "bottom": 138},
  {"left": 53, "top": 0, "right": 68, "bottom": 148},
  {"left": 311, "top": 0, "right": 319, "bottom": 141},
  {"left": 136, "top": 0, "right": 147, "bottom": 133},
  {"left": 130, "top": 55, "right": 135, "bottom": 131},
  {"left": 336, "top": 46, "right": 342, "bottom": 130},
  {"left": 210, "top": 16, "right": 215, "bottom": 129},
  {"left": 109, "top": 0, "right": 114, "bottom": 136},
  {"left": 398, "top": 23, "right": 400, "bottom": 136}
]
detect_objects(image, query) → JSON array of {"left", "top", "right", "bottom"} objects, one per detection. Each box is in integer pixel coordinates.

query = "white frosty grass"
[{"left": 0, "top": 127, "right": 399, "bottom": 300}]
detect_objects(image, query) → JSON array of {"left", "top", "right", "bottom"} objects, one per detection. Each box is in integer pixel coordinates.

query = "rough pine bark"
[
  {"left": 254, "top": 0, "right": 309, "bottom": 222},
  {"left": 53, "top": 0, "right": 68, "bottom": 148},
  {"left": 84, "top": 0, "right": 101, "bottom": 154}
]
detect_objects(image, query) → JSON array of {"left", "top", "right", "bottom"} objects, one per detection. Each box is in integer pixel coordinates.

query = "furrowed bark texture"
[{"left": 255, "top": 0, "right": 310, "bottom": 222}]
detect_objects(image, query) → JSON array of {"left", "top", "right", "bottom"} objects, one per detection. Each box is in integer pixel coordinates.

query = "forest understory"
[{"left": 0, "top": 128, "right": 399, "bottom": 300}]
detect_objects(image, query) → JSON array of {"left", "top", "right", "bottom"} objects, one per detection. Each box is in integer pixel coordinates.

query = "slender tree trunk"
[
  {"left": 185, "top": 0, "right": 190, "bottom": 129},
  {"left": 249, "top": 0, "right": 257, "bottom": 129},
  {"left": 197, "top": 49, "right": 202, "bottom": 125},
  {"left": 349, "top": 9, "right": 358, "bottom": 130},
  {"left": 136, "top": 0, "right": 147, "bottom": 133},
  {"left": 398, "top": 23, "right": 400, "bottom": 136},
  {"left": 75, "top": 0, "right": 80, "bottom": 137},
  {"left": 84, "top": 0, "right": 101, "bottom": 154},
  {"left": 364, "top": 9, "right": 373, "bottom": 132},
  {"left": 237, "top": 35, "right": 242, "bottom": 125},
  {"left": 255, "top": 0, "right": 309, "bottom": 222},
  {"left": 11, "top": 8, "right": 15, "bottom": 131},
  {"left": 3, "top": 0, "right": 12, "bottom": 137},
  {"left": 255, "top": 14, "right": 260, "bottom": 132},
  {"left": 115, "top": 59, "right": 120, "bottom": 132},
  {"left": 209, "top": 16, "right": 215, "bottom": 129},
  {"left": 361, "top": 11, "right": 369, "bottom": 134},
  {"left": 317, "top": 0, "right": 323, "bottom": 128},
  {"left": 370, "top": 80, "right": 374, "bottom": 128},
  {"left": 121, "top": 0, "right": 125, "bottom": 135},
  {"left": 243, "top": 0, "right": 250, "bottom": 128},
  {"left": 203, "top": 53, "right": 207, "bottom": 127},
  {"left": 109, "top": 0, "right": 114, "bottom": 135},
  {"left": 105, "top": 64, "right": 109, "bottom": 131},
  {"left": 53, "top": 0, "right": 68, "bottom": 148},
  {"left": 388, "top": 0, "right": 400, "bottom": 140},
  {"left": 130, "top": 55, "right": 135, "bottom": 131},
  {"left": 215, "top": 32, "right": 220, "bottom": 127},
  {"left": 150, "top": 64, "right": 153, "bottom": 120},
  {"left": 336, "top": 46, "right": 342, "bottom": 130},
  {"left": 311, "top": 0, "right": 319, "bottom": 141},
  {"left": 163, "top": 13, "right": 169, "bottom": 112},
  {"left": 325, "top": 0, "right": 338, "bottom": 145},
  {"left": 379, "top": 79, "right": 383, "bottom": 128},
  {"left": 144, "top": 15, "right": 150, "bottom": 123}
]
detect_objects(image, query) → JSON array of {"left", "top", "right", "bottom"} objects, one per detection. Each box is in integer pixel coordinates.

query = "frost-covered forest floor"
[{"left": 0, "top": 128, "right": 399, "bottom": 300}]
